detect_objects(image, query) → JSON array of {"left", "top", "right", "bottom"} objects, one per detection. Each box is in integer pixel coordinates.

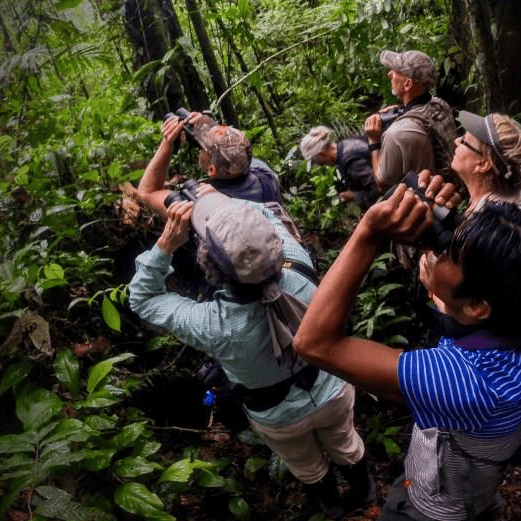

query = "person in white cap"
[
  {"left": 299, "top": 126, "right": 380, "bottom": 211},
  {"left": 365, "top": 50, "right": 457, "bottom": 191},
  {"left": 129, "top": 192, "right": 374, "bottom": 517}
]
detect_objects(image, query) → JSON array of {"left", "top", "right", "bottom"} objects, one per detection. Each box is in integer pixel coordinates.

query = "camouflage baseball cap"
[
  {"left": 194, "top": 121, "right": 252, "bottom": 178},
  {"left": 380, "top": 50, "right": 436, "bottom": 87}
]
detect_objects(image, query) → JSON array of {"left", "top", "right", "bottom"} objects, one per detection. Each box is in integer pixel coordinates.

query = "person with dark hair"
[
  {"left": 294, "top": 186, "right": 521, "bottom": 520},
  {"left": 299, "top": 126, "right": 379, "bottom": 211},
  {"left": 129, "top": 192, "right": 373, "bottom": 518},
  {"left": 365, "top": 50, "right": 457, "bottom": 192}
]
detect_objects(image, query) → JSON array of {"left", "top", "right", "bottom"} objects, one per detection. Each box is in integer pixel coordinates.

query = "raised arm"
[
  {"left": 138, "top": 115, "right": 193, "bottom": 220},
  {"left": 293, "top": 185, "right": 433, "bottom": 401}
]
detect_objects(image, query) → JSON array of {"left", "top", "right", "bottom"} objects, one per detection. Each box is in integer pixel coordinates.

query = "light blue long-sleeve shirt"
[{"left": 129, "top": 201, "right": 344, "bottom": 426}]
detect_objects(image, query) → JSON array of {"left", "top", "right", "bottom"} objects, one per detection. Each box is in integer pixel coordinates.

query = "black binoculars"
[
  {"left": 163, "top": 179, "right": 201, "bottom": 208},
  {"left": 384, "top": 171, "right": 463, "bottom": 252},
  {"left": 164, "top": 108, "right": 199, "bottom": 148}
]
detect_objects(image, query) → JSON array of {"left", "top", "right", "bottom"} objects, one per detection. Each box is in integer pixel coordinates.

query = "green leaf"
[
  {"left": 108, "top": 421, "right": 147, "bottom": 450},
  {"left": 16, "top": 388, "right": 63, "bottom": 430},
  {"left": 159, "top": 457, "right": 216, "bottom": 484},
  {"left": 43, "top": 263, "right": 65, "bottom": 280},
  {"left": 132, "top": 440, "right": 161, "bottom": 458},
  {"left": 196, "top": 469, "right": 226, "bottom": 488},
  {"left": 87, "top": 353, "right": 135, "bottom": 393},
  {"left": 112, "top": 456, "right": 162, "bottom": 478},
  {"left": 0, "top": 362, "right": 32, "bottom": 397},
  {"left": 382, "top": 437, "right": 402, "bottom": 456},
  {"left": 44, "top": 419, "right": 95, "bottom": 443},
  {"left": 244, "top": 456, "right": 267, "bottom": 474},
  {"left": 81, "top": 448, "right": 116, "bottom": 471},
  {"left": 55, "top": 0, "right": 85, "bottom": 10},
  {"left": 102, "top": 296, "right": 121, "bottom": 331},
  {"left": 384, "top": 426, "right": 402, "bottom": 436},
  {"left": 84, "top": 414, "right": 118, "bottom": 431},
  {"left": 54, "top": 349, "right": 80, "bottom": 395},
  {"left": 0, "top": 453, "right": 34, "bottom": 473},
  {"left": 80, "top": 391, "right": 120, "bottom": 408},
  {"left": 113, "top": 482, "right": 165, "bottom": 517},
  {"left": 35, "top": 485, "right": 117, "bottom": 520},
  {"left": 229, "top": 497, "right": 250, "bottom": 521}
]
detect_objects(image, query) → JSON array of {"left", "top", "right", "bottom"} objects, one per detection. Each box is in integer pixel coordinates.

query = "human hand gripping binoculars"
[{"left": 383, "top": 171, "right": 463, "bottom": 252}]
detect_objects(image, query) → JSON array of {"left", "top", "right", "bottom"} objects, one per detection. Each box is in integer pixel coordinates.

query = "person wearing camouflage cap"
[
  {"left": 138, "top": 111, "right": 282, "bottom": 221},
  {"left": 365, "top": 49, "right": 457, "bottom": 192}
]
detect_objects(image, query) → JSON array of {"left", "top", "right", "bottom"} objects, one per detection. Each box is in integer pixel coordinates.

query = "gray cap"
[
  {"left": 458, "top": 110, "right": 521, "bottom": 179},
  {"left": 458, "top": 110, "right": 499, "bottom": 150},
  {"left": 300, "top": 126, "right": 333, "bottom": 170},
  {"left": 191, "top": 192, "right": 284, "bottom": 284},
  {"left": 380, "top": 50, "right": 436, "bottom": 87}
]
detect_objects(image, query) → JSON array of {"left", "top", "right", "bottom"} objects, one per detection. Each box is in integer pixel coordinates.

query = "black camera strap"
[{"left": 283, "top": 259, "right": 319, "bottom": 286}]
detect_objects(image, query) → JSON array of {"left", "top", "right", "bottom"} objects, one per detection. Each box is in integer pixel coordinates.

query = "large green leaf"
[
  {"left": 43, "top": 419, "right": 95, "bottom": 444},
  {"left": 112, "top": 456, "right": 162, "bottom": 478},
  {"left": 101, "top": 296, "right": 121, "bottom": 331},
  {"left": 15, "top": 388, "right": 63, "bottom": 430},
  {"left": 0, "top": 362, "right": 32, "bottom": 397},
  {"left": 113, "top": 482, "right": 171, "bottom": 518},
  {"left": 229, "top": 497, "right": 250, "bottom": 521},
  {"left": 53, "top": 350, "right": 80, "bottom": 395},
  {"left": 83, "top": 414, "right": 118, "bottom": 431},
  {"left": 0, "top": 432, "right": 36, "bottom": 454},
  {"left": 108, "top": 421, "right": 147, "bottom": 450},
  {"left": 81, "top": 449, "right": 116, "bottom": 471},
  {"left": 35, "top": 485, "right": 116, "bottom": 521},
  {"left": 244, "top": 456, "right": 267, "bottom": 475},
  {"left": 159, "top": 458, "right": 214, "bottom": 483},
  {"left": 87, "top": 353, "right": 135, "bottom": 394}
]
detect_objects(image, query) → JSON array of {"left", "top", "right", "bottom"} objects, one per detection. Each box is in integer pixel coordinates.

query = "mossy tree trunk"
[
  {"left": 450, "top": 0, "right": 521, "bottom": 114},
  {"left": 124, "top": 0, "right": 210, "bottom": 119}
]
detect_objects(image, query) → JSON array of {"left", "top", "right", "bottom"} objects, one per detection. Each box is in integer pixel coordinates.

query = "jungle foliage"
[{"left": 0, "top": 0, "right": 517, "bottom": 520}]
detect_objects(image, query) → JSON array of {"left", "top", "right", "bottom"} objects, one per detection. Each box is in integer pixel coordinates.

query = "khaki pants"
[{"left": 249, "top": 383, "right": 364, "bottom": 484}]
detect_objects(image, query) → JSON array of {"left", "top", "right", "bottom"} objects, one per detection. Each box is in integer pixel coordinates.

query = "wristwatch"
[{"left": 368, "top": 142, "right": 381, "bottom": 152}]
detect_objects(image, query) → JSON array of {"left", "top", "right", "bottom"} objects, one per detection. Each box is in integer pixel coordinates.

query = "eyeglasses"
[{"left": 459, "top": 136, "right": 483, "bottom": 156}]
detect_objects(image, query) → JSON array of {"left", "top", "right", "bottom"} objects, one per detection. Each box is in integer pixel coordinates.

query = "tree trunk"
[
  {"left": 124, "top": 0, "right": 209, "bottom": 119},
  {"left": 0, "top": 10, "right": 15, "bottom": 53},
  {"left": 185, "top": 0, "right": 238, "bottom": 126},
  {"left": 450, "top": 0, "right": 521, "bottom": 113}
]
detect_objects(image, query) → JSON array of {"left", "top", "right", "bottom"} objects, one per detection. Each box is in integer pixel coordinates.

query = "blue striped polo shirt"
[{"left": 398, "top": 335, "right": 521, "bottom": 438}]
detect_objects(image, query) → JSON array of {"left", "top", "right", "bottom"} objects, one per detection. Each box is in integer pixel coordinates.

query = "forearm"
[
  {"left": 296, "top": 222, "right": 379, "bottom": 349},
  {"left": 129, "top": 245, "right": 173, "bottom": 313},
  {"left": 294, "top": 223, "right": 403, "bottom": 400},
  {"left": 138, "top": 139, "right": 175, "bottom": 218}
]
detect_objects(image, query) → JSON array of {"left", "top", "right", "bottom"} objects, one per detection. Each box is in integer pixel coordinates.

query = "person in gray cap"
[
  {"left": 452, "top": 110, "right": 521, "bottom": 213},
  {"left": 365, "top": 50, "right": 456, "bottom": 192},
  {"left": 128, "top": 192, "right": 374, "bottom": 518},
  {"left": 299, "top": 126, "right": 380, "bottom": 211}
]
